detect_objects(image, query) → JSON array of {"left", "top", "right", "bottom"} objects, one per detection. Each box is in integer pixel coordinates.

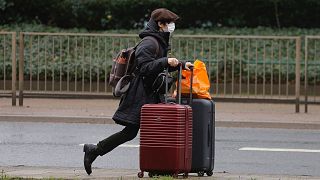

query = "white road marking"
[
  {"left": 239, "top": 147, "right": 320, "bottom": 153},
  {"left": 119, "top": 144, "right": 140, "bottom": 148},
  {"left": 0, "top": 114, "right": 111, "bottom": 119},
  {"left": 79, "top": 144, "right": 89, "bottom": 146},
  {"left": 79, "top": 144, "right": 139, "bottom": 148}
]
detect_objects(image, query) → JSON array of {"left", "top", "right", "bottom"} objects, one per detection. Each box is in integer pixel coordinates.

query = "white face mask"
[{"left": 167, "top": 22, "right": 175, "bottom": 34}]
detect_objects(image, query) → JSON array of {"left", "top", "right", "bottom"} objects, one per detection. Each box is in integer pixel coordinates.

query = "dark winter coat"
[{"left": 112, "top": 19, "right": 183, "bottom": 127}]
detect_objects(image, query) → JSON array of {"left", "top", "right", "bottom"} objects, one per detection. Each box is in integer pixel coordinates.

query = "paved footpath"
[
  {"left": 1, "top": 166, "right": 320, "bottom": 180},
  {"left": 1, "top": 98, "right": 320, "bottom": 179},
  {"left": 0, "top": 98, "right": 320, "bottom": 129}
]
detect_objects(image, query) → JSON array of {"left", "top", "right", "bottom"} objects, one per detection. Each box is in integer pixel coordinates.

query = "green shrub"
[{"left": 1, "top": 0, "right": 320, "bottom": 30}]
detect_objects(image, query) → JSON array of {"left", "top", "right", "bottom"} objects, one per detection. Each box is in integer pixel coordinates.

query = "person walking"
[{"left": 83, "top": 8, "right": 193, "bottom": 175}]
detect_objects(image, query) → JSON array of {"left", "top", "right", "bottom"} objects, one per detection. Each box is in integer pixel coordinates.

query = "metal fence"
[
  {"left": 0, "top": 32, "right": 16, "bottom": 106},
  {"left": 18, "top": 32, "right": 140, "bottom": 105},
  {"left": 171, "top": 35, "right": 301, "bottom": 103},
  {"left": 304, "top": 36, "right": 320, "bottom": 112},
  {"left": 17, "top": 33, "right": 304, "bottom": 111},
  {"left": 170, "top": 35, "right": 302, "bottom": 112}
]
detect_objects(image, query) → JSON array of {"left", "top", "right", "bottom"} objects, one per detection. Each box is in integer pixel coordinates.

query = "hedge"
[{"left": 1, "top": 0, "right": 320, "bottom": 30}]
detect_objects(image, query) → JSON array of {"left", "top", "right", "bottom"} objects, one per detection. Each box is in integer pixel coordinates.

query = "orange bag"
[{"left": 180, "top": 59, "right": 211, "bottom": 99}]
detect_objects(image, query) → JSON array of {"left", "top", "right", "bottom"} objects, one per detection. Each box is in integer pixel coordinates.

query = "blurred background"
[
  {"left": 0, "top": 0, "right": 319, "bottom": 111},
  {"left": 1, "top": 0, "right": 320, "bottom": 33}
]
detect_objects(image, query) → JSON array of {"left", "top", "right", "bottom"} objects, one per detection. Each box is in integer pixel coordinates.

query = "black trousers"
[{"left": 96, "top": 125, "right": 139, "bottom": 156}]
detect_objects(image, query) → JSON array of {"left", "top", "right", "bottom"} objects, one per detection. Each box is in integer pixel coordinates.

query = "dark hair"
[{"left": 157, "top": 20, "right": 171, "bottom": 25}]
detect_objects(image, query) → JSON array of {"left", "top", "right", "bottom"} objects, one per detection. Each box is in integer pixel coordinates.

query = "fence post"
[
  {"left": 11, "top": 32, "right": 17, "bottom": 106},
  {"left": 19, "top": 33, "right": 24, "bottom": 106},
  {"left": 295, "top": 37, "right": 301, "bottom": 113},
  {"left": 304, "top": 37, "right": 308, "bottom": 113}
]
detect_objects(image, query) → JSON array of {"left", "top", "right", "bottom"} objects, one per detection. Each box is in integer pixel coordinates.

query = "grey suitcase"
[
  {"left": 179, "top": 98, "right": 215, "bottom": 176},
  {"left": 168, "top": 65, "right": 215, "bottom": 176},
  {"left": 168, "top": 64, "right": 215, "bottom": 176}
]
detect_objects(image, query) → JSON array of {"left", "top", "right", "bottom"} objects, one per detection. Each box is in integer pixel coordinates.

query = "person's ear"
[{"left": 158, "top": 21, "right": 165, "bottom": 30}]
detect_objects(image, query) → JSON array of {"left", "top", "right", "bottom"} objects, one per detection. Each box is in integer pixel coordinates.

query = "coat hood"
[{"left": 139, "top": 19, "right": 170, "bottom": 47}]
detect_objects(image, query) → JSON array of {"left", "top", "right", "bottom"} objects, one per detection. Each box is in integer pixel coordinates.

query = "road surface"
[{"left": 0, "top": 121, "right": 319, "bottom": 176}]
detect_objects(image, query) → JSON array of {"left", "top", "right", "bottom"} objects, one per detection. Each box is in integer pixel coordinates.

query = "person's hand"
[
  {"left": 172, "top": 90, "right": 177, "bottom": 98},
  {"left": 168, "top": 58, "right": 179, "bottom": 67},
  {"left": 185, "top": 62, "right": 194, "bottom": 70}
]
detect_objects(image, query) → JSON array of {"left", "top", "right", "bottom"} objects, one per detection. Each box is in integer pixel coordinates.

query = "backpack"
[{"left": 109, "top": 36, "right": 159, "bottom": 97}]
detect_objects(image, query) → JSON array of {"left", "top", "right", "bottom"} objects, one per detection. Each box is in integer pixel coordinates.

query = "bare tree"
[{"left": 273, "top": 0, "right": 281, "bottom": 28}]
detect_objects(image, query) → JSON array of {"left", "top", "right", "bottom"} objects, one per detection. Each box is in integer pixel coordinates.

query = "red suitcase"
[{"left": 138, "top": 64, "right": 193, "bottom": 178}]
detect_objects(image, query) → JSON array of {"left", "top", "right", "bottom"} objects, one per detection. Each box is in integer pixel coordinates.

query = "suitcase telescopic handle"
[
  {"left": 164, "top": 62, "right": 193, "bottom": 105},
  {"left": 177, "top": 63, "right": 182, "bottom": 104},
  {"left": 165, "top": 67, "right": 169, "bottom": 103},
  {"left": 189, "top": 65, "right": 194, "bottom": 105},
  {"left": 164, "top": 64, "right": 176, "bottom": 103},
  {"left": 176, "top": 62, "right": 193, "bottom": 105}
]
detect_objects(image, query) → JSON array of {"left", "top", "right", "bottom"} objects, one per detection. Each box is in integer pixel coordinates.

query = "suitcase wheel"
[
  {"left": 183, "top": 173, "right": 189, "bottom": 178},
  {"left": 206, "top": 171, "right": 213, "bottom": 176},
  {"left": 172, "top": 173, "right": 179, "bottom": 178},
  {"left": 148, "top": 172, "right": 154, "bottom": 178},
  {"left": 137, "top": 171, "right": 144, "bottom": 178},
  {"left": 197, "top": 171, "right": 205, "bottom": 177}
]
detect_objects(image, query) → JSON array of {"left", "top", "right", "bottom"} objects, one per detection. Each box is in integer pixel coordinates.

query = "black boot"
[{"left": 83, "top": 144, "right": 99, "bottom": 175}]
